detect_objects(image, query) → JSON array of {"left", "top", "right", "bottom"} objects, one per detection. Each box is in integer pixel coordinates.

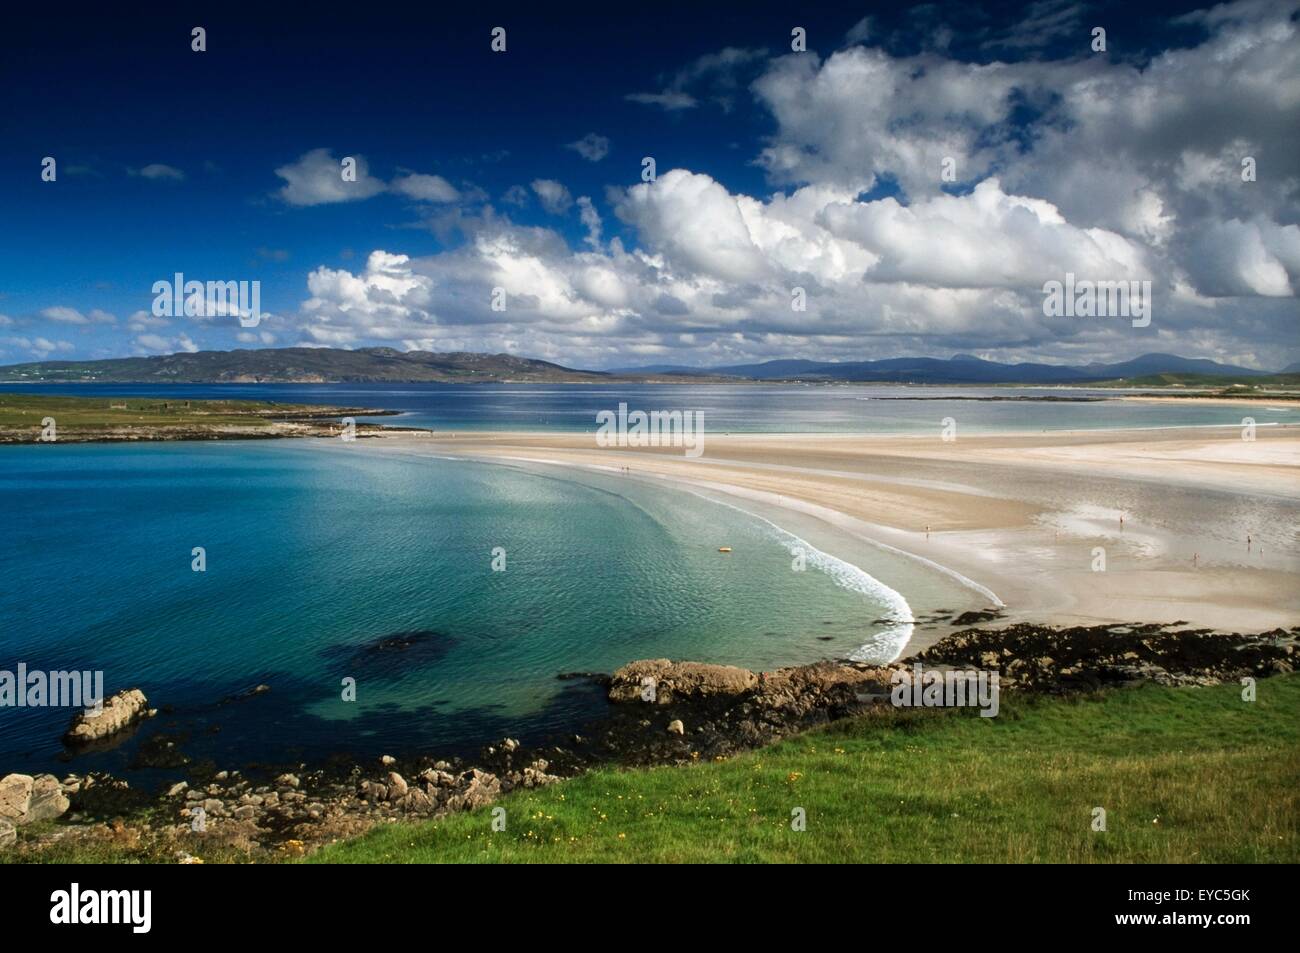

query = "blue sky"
[{"left": 2, "top": 0, "right": 1297, "bottom": 369}]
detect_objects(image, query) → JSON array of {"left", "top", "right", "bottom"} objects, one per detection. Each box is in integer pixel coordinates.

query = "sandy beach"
[{"left": 375, "top": 425, "right": 1300, "bottom": 650}]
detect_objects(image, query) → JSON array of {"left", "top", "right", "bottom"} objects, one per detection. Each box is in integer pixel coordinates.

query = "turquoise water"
[
  {"left": 0, "top": 440, "right": 906, "bottom": 774},
  {"left": 7, "top": 381, "right": 1298, "bottom": 432}
]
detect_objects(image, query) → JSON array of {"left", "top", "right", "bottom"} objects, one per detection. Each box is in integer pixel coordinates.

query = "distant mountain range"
[
  {"left": 613, "top": 352, "right": 1277, "bottom": 384},
  {"left": 0, "top": 346, "right": 1287, "bottom": 385}
]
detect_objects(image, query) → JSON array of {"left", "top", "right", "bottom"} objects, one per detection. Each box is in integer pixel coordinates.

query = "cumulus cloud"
[
  {"left": 136, "top": 332, "right": 199, "bottom": 354},
  {"left": 531, "top": 179, "right": 573, "bottom": 215},
  {"left": 566, "top": 133, "right": 610, "bottom": 162},
  {"left": 274, "top": 149, "right": 386, "bottom": 206},
  {"left": 41, "top": 307, "right": 116, "bottom": 325},
  {"left": 391, "top": 173, "right": 460, "bottom": 203}
]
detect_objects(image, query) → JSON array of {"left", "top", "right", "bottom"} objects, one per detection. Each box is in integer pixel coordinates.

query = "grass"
[
  {"left": 0, "top": 393, "right": 348, "bottom": 435},
  {"left": 311, "top": 675, "right": 1300, "bottom": 864}
]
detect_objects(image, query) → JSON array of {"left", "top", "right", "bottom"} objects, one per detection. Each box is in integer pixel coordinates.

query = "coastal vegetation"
[
  {"left": 0, "top": 393, "right": 401, "bottom": 442},
  {"left": 312, "top": 673, "right": 1300, "bottom": 864}
]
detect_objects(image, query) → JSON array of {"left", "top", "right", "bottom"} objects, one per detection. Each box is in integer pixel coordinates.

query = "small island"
[{"left": 0, "top": 393, "right": 414, "bottom": 444}]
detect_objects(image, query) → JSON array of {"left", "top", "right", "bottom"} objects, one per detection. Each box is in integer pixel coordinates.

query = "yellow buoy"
[{"left": 717, "top": 547, "right": 732, "bottom": 553}]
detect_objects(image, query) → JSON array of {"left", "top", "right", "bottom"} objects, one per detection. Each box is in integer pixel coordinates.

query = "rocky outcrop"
[
  {"left": 0, "top": 773, "right": 70, "bottom": 825},
  {"left": 609, "top": 659, "right": 759, "bottom": 703},
  {"left": 913, "top": 623, "right": 1298, "bottom": 692},
  {"left": 64, "top": 688, "right": 153, "bottom": 745}
]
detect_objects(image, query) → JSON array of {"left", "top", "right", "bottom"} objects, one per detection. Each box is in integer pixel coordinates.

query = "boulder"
[
  {"left": 666, "top": 719, "right": 685, "bottom": 736},
  {"left": 448, "top": 769, "right": 500, "bottom": 812},
  {"left": 386, "top": 772, "right": 408, "bottom": 799},
  {"left": 64, "top": 688, "right": 151, "bottom": 745},
  {"left": 0, "top": 774, "right": 32, "bottom": 821},
  {"left": 0, "top": 773, "right": 69, "bottom": 825}
]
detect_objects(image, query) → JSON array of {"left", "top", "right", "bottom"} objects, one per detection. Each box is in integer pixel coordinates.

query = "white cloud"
[
  {"left": 566, "top": 133, "right": 610, "bottom": 162},
  {"left": 134, "top": 163, "right": 185, "bottom": 181},
  {"left": 274, "top": 148, "right": 386, "bottom": 206},
  {"left": 135, "top": 333, "right": 199, "bottom": 354},
  {"left": 531, "top": 179, "right": 573, "bottom": 215},
  {"left": 40, "top": 307, "right": 116, "bottom": 325},
  {"left": 391, "top": 173, "right": 460, "bottom": 203},
  {"left": 625, "top": 91, "right": 697, "bottom": 110}
]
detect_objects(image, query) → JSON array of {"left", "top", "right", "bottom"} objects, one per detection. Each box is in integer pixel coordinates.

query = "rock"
[
  {"left": 274, "top": 773, "right": 300, "bottom": 789},
  {"left": 667, "top": 719, "right": 685, "bottom": 736},
  {"left": 386, "top": 772, "right": 408, "bottom": 798},
  {"left": 951, "top": 608, "right": 1004, "bottom": 626},
  {"left": 0, "top": 773, "right": 68, "bottom": 825},
  {"left": 402, "top": 789, "right": 432, "bottom": 812},
  {"left": 380, "top": 755, "right": 396, "bottom": 766},
  {"left": 419, "top": 768, "right": 455, "bottom": 787},
  {"left": 448, "top": 769, "right": 500, "bottom": 812},
  {"left": 232, "top": 805, "right": 256, "bottom": 821},
  {"left": 502, "top": 738, "right": 520, "bottom": 752},
  {"left": 64, "top": 688, "right": 151, "bottom": 745},
  {"left": 0, "top": 818, "right": 14, "bottom": 849},
  {"left": 0, "top": 774, "right": 32, "bottom": 821},
  {"left": 29, "top": 775, "right": 69, "bottom": 823},
  {"left": 609, "top": 659, "right": 758, "bottom": 704},
  {"left": 166, "top": 782, "right": 188, "bottom": 798}
]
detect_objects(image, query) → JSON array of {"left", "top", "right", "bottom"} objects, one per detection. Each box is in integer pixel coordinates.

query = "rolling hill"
[{"left": 0, "top": 347, "right": 612, "bottom": 384}]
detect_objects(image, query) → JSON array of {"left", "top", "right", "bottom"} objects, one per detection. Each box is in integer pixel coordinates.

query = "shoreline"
[
  {"left": 374, "top": 425, "right": 1299, "bottom": 638},
  {"left": 5, "top": 621, "right": 1295, "bottom": 861}
]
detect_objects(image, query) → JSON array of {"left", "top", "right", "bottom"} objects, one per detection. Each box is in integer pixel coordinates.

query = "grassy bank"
[
  {"left": 0, "top": 393, "right": 389, "bottom": 442},
  {"left": 312, "top": 675, "right": 1300, "bottom": 864}
]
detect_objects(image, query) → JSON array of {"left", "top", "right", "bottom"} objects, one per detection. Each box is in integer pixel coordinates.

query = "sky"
[{"left": 1, "top": 0, "right": 1297, "bottom": 370}]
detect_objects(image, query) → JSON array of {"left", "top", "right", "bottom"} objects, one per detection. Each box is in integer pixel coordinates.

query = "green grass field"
[
  {"left": 0, "top": 393, "right": 293, "bottom": 430},
  {"left": 0, "top": 393, "right": 371, "bottom": 440},
  {"left": 312, "top": 675, "right": 1300, "bottom": 864}
]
